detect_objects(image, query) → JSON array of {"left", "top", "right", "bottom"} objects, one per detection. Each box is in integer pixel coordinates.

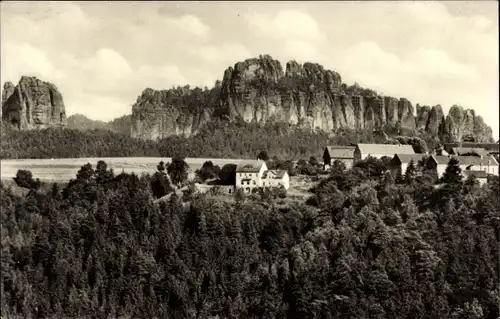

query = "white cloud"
[
  {"left": 405, "top": 48, "right": 479, "bottom": 79},
  {"left": 194, "top": 43, "right": 250, "bottom": 64},
  {"left": 165, "top": 14, "right": 210, "bottom": 40},
  {"left": 470, "top": 15, "right": 493, "bottom": 30},
  {"left": 245, "top": 10, "right": 324, "bottom": 41},
  {"left": 136, "top": 65, "right": 188, "bottom": 89},
  {"left": 0, "top": 42, "right": 62, "bottom": 82}
]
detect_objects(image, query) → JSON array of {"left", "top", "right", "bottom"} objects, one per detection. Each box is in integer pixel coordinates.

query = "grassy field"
[{"left": 1, "top": 157, "right": 256, "bottom": 182}]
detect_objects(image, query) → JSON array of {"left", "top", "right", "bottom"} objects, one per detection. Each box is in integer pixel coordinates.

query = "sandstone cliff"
[
  {"left": 131, "top": 85, "right": 219, "bottom": 140},
  {"left": 131, "top": 55, "right": 494, "bottom": 142},
  {"left": 2, "top": 76, "right": 67, "bottom": 129}
]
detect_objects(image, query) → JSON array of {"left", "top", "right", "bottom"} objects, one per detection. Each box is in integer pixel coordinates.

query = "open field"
[{"left": 1, "top": 157, "right": 255, "bottom": 182}]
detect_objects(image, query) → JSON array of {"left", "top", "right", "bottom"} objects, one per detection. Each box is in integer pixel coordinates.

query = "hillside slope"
[{"left": 66, "top": 114, "right": 132, "bottom": 135}]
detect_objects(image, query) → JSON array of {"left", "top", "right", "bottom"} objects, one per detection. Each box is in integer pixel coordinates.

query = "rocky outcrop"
[
  {"left": 131, "top": 54, "right": 494, "bottom": 142},
  {"left": 442, "top": 105, "right": 493, "bottom": 142},
  {"left": 2, "top": 82, "right": 15, "bottom": 108},
  {"left": 131, "top": 86, "right": 218, "bottom": 140},
  {"left": 416, "top": 104, "right": 446, "bottom": 137},
  {"left": 2, "top": 76, "right": 67, "bottom": 129}
]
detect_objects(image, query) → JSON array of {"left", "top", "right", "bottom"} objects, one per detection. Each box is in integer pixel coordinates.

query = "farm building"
[
  {"left": 262, "top": 170, "right": 290, "bottom": 190},
  {"left": 444, "top": 142, "right": 499, "bottom": 155},
  {"left": 389, "top": 153, "right": 428, "bottom": 177},
  {"left": 462, "top": 170, "right": 489, "bottom": 186},
  {"left": 323, "top": 145, "right": 356, "bottom": 170},
  {"left": 449, "top": 147, "right": 488, "bottom": 157},
  {"left": 354, "top": 144, "right": 415, "bottom": 161},
  {"left": 427, "top": 155, "right": 499, "bottom": 178},
  {"left": 234, "top": 160, "right": 289, "bottom": 193},
  {"left": 235, "top": 160, "right": 268, "bottom": 193}
]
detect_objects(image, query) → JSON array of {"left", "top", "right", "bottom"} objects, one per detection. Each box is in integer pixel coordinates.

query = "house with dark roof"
[
  {"left": 323, "top": 145, "right": 356, "bottom": 170},
  {"left": 427, "top": 155, "right": 499, "bottom": 178},
  {"left": 389, "top": 153, "right": 428, "bottom": 177},
  {"left": 354, "top": 144, "right": 415, "bottom": 161},
  {"left": 444, "top": 142, "right": 499, "bottom": 155},
  {"left": 449, "top": 147, "right": 488, "bottom": 157}
]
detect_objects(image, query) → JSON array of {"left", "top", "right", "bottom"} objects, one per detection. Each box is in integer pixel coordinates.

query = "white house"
[
  {"left": 234, "top": 160, "right": 290, "bottom": 193},
  {"left": 262, "top": 170, "right": 290, "bottom": 190},
  {"left": 235, "top": 160, "right": 268, "bottom": 193},
  {"left": 354, "top": 143, "right": 415, "bottom": 161},
  {"left": 428, "top": 155, "right": 499, "bottom": 178}
]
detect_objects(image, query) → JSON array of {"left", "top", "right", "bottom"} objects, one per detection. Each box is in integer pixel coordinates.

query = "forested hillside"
[
  {"left": 1, "top": 157, "right": 499, "bottom": 318},
  {"left": 66, "top": 114, "right": 132, "bottom": 136},
  {"left": 1, "top": 119, "right": 431, "bottom": 160}
]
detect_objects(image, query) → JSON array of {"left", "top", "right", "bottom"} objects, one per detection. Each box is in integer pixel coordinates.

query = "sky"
[{"left": 1, "top": 1, "right": 498, "bottom": 139}]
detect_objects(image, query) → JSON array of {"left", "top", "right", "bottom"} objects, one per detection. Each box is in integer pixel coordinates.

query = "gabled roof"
[
  {"left": 235, "top": 160, "right": 265, "bottom": 173},
  {"left": 393, "top": 153, "right": 427, "bottom": 164},
  {"left": 430, "top": 155, "right": 499, "bottom": 166},
  {"left": 444, "top": 142, "right": 499, "bottom": 153},
  {"left": 262, "top": 169, "right": 287, "bottom": 179},
  {"left": 463, "top": 170, "right": 488, "bottom": 179},
  {"left": 324, "top": 146, "right": 356, "bottom": 159},
  {"left": 450, "top": 147, "right": 488, "bottom": 156},
  {"left": 356, "top": 143, "right": 415, "bottom": 156}
]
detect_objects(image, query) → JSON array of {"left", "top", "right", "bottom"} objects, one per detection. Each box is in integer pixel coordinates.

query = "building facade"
[
  {"left": 262, "top": 170, "right": 290, "bottom": 190},
  {"left": 354, "top": 144, "right": 416, "bottom": 161},
  {"left": 235, "top": 161, "right": 268, "bottom": 193},
  {"left": 323, "top": 146, "right": 356, "bottom": 170},
  {"left": 234, "top": 161, "right": 289, "bottom": 193},
  {"left": 427, "top": 155, "right": 499, "bottom": 178},
  {"left": 462, "top": 170, "right": 489, "bottom": 186},
  {"left": 389, "top": 154, "right": 427, "bottom": 177}
]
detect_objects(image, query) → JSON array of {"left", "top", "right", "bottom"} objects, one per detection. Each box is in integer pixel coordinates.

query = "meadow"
[{"left": 0, "top": 157, "right": 255, "bottom": 182}]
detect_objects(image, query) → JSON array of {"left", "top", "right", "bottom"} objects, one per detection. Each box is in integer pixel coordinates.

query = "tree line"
[
  {"left": 1, "top": 119, "right": 433, "bottom": 160},
  {"left": 1, "top": 154, "right": 498, "bottom": 318}
]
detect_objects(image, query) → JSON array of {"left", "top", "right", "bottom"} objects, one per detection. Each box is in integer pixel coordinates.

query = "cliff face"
[
  {"left": 131, "top": 86, "right": 219, "bottom": 139},
  {"left": 131, "top": 55, "right": 494, "bottom": 142},
  {"left": 2, "top": 76, "right": 67, "bottom": 129}
]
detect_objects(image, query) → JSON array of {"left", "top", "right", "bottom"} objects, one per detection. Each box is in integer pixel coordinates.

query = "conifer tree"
[
  {"left": 405, "top": 160, "right": 417, "bottom": 183},
  {"left": 441, "top": 158, "right": 463, "bottom": 185}
]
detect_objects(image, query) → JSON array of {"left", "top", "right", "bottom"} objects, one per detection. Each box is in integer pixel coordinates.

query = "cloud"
[
  {"left": 470, "top": 15, "right": 493, "bottom": 30},
  {"left": 405, "top": 48, "right": 478, "bottom": 79},
  {"left": 136, "top": 65, "right": 188, "bottom": 89},
  {"left": 245, "top": 10, "right": 324, "bottom": 41},
  {"left": 165, "top": 14, "right": 210, "bottom": 40},
  {"left": 196, "top": 43, "right": 250, "bottom": 63}
]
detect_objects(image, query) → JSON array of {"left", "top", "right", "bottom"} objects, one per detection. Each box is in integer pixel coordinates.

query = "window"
[{"left": 253, "top": 181, "right": 256, "bottom": 185}]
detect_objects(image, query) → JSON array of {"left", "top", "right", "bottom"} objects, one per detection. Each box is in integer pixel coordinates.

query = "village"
[{"left": 173, "top": 141, "right": 500, "bottom": 200}]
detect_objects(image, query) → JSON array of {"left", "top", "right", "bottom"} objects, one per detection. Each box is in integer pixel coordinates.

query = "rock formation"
[
  {"left": 2, "top": 76, "right": 67, "bottom": 129},
  {"left": 129, "top": 54, "right": 494, "bottom": 142},
  {"left": 131, "top": 86, "right": 219, "bottom": 139}
]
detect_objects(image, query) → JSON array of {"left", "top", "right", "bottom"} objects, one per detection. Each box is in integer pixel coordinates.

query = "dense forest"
[
  {"left": 1, "top": 119, "right": 431, "bottom": 160},
  {"left": 1, "top": 155, "right": 499, "bottom": 318}
]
